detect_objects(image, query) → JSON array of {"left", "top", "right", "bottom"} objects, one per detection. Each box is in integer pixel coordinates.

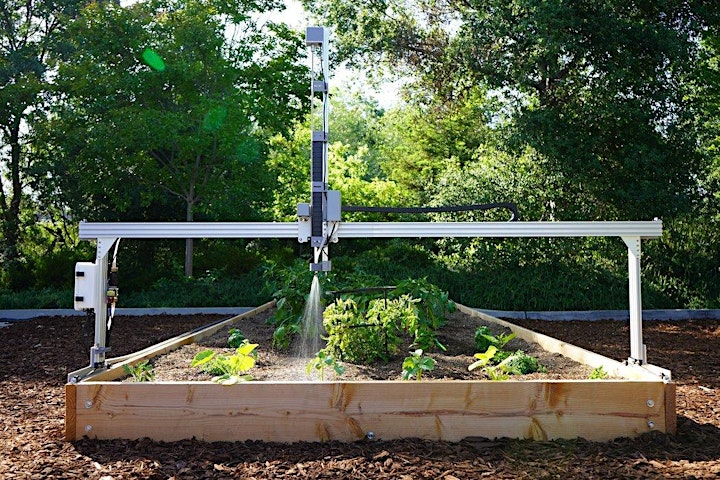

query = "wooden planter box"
[{"left": 66, "top": 302, "right": 675, "bottom": 443}]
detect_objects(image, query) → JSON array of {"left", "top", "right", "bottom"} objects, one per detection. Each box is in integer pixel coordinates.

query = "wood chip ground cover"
[{"left": 1, "top": 312, "right": 718, "bottom": 478}]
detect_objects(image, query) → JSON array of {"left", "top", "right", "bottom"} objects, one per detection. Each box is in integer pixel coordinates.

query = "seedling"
[
  {"left": 306, "top": 349, "right": 345, "bottom": 381},
  {"left": 589, "top": 366, "right": 609, "bottom": 379},
  {"left": 488, "top": 350, "right": 546, "bottom": 377},
  {"left": 474, "top": 326, "right": 516, "bottom": 352},
  {"left": 227, "top": 328, "right": 245, "bottom": 348},
  {"left": 123, "top": 360, "right": 155, "bottom": 382},
  {"left": 468, "top": 345, "right": 498, "bottom": 371},
  {"left": 191, "top": 340, "right": 259, "bottom": 385},
  {"left": 402, "top": 349, "right": 436, "bottom": 381},
  {"left": 469, "top": 347, "right": 545, "bottom": 380}
]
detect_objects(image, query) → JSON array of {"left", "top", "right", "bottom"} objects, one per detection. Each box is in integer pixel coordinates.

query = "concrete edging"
[{"left": 1, "top": 307, "right": 719, "bottom": 322}]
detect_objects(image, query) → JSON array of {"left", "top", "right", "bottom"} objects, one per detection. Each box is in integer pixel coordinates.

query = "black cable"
[{"left": 342, "top": 202, "right": 519, "bottom": 221}]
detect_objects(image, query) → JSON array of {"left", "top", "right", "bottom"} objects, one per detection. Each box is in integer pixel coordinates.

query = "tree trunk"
[
  {"left": 185, "top": 200, "right": 194, "bottom": 277},
  {"left": 1, "top": 119, "right": 24, "bottom": 264}
]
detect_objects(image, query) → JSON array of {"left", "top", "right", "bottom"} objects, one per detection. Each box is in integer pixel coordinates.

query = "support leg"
[
  {"left": 623, "top": 236, "right": 645, "bottom": 364},
  {"left": 90, "top": 238, "right": 115, "bottom": 368}
]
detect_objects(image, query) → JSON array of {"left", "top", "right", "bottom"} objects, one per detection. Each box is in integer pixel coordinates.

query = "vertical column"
[
  {"left": 90, "top": 238, "right": 113, "bottom": 368},
  {"left": 307, "top": 26, "right": 331, "bottom": 271},
  {"left": 624, "top": 236, "right": 646, "bottom": 364}
]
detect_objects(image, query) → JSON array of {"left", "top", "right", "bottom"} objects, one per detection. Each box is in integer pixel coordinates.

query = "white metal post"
[
  {"left": 90, "top": 237, "right": 116, "bottom": 368},
  {"left": 623, "top": 236, "right": 645, "bottom": 364}
]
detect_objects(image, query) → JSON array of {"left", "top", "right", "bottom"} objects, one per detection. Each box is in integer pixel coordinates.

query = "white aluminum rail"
[
  {"left": 79, "top": 222, "right": 298, "bottom": 239},
  {"left": 336, "top": 221, "right": 662, "bottom": 239},
  {"left": 79, "top": 220, "right": 662, "bottom": 240}
]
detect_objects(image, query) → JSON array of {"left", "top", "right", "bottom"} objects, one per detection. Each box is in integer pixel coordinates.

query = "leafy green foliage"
[
  {"left": 492, "top": 351, "right": 546, "bottom": 376},
  {"left": 474, "top": 326, "right": 516, "bottom": 353},
  {"left": 589, "top": 366, "right": 609, "bottom": 380},
  {"left": 190, "top": 341, "right": 258, "bottom": 385},
  {"left": 392, "top": 278, "right": 455, "bottom": 351},
  {"left": 468, "top": 346, "right": 498, "bottom": 372},
  {"left": 306, "top": 349, "right": 345, "bottom": 381},
  {"left": 323, "top": 298, "right": 402, "bottom": 364},
  {"left": 33, "top": 0, "right": 309, "bottom": 276},
  {"left": 123, "top": 360, "right": 155, "bottom": 382},
  {"left": 402, "top": 349, "right": 436, "bottom": 381},
  {"left": 227, "top": 328, "right": 245, "bottom": 348},
  {"left": 263, "top": 260, "right": 322, "bottom": 350}
]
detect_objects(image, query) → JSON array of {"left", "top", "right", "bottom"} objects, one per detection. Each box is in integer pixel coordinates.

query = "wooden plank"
[
  {"left": 65, "top": 384, "right": 76, "bottom": 441},
  {"left": 87, "top": 301, "right": 275, "bottom": 382},
  {"left": 665, "top": 382, "right": 677, "bottom": 434},
  {"left": 71, "top": 380, "right": 668, "bottom": 443},
  {"left": 456, "top": 304, "right": 670, "bottom": 381}
]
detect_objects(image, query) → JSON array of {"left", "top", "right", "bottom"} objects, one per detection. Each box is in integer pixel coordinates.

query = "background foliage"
[{"left": 0, "top": 0, "right": 718, "bottom": 310}]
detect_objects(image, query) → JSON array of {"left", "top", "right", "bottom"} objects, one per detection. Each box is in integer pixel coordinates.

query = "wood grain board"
[{"left": 68, "top": 380, "right": 670, "bottom": 442}]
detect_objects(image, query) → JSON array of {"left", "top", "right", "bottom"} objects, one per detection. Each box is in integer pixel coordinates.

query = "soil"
[
  {"left": 147, "top": 309, "right": 593, "bottom": 382},
  {"left": 1, "top": 311, "right": 718, "bottom": 479}
]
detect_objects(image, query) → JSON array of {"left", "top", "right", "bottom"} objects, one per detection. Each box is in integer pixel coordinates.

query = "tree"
[
  {"left": 305, "top": 0, "right": 718, "bottom": 220},
  {"left": 267, "top": 89, "right": 414, "bottom": 221},
  {"left": 0, "top": 0, "right": 80, "bottom": 287},
  {"left": 37, "top": 0, "right": 308, "bottom": 276}
]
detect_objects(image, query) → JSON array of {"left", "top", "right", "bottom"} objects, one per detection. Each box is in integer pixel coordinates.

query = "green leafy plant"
[
  {"left": 402, "top": 349, "right": 436, "bottom": 380},
  {"left": 227, "top": 328, "right": 245, "bottom": 348},
  {"left": 393, "top": 278, "right": 455, "bottom": 351},
  {"left": 492, "top": 350, "right": 546, "bottom": 376},
  {"left": 191, "top": 341, "right": 259, "bottom": 385},
  {"left": 306, "top": 349, "right": 345, "bottom": 381},
  {"left": 324, "top": 296, "right": 417, "bottom": 364},
  {"left": 469, "top": 347, "right": 545, "bottom": 380},
  {"left": 263, "top": 260, "right": 318, "bottom": 350},
  {"left": 123, "top": 360, "right": 155, "bottom": 382},
  {"left": 474, "top": 326, "right": 516, "bottom": 352},
  {"left": 468, "top": 345, "right": 498, "bottom": 371},
  {"left": 589, "top": 366, "right": 609, "bottom": 379}
]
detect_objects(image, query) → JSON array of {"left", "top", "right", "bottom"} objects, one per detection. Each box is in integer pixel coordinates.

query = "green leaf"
[
  {"left": 468, "top": 346, "right": 498, "bottom": 371},
  {"left": 191, "top": 350, "right": 216, "bottom": 367},
  {"left": 236, "top": 342, "right": 258, "bottom": 356}
]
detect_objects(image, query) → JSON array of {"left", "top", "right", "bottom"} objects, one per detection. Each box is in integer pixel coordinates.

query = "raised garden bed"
[{"left": 66, "top": 301, "right": 675, "bottom": 443}]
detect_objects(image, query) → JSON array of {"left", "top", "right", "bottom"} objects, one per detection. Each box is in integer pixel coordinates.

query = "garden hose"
[{"left": 342, "top": 202, "right": 519, "bottom": 221}]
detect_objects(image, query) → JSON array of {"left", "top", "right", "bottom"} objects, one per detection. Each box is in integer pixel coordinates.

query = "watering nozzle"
[{"left": 310, "top": 261, "right": 331, "bottom": 272}]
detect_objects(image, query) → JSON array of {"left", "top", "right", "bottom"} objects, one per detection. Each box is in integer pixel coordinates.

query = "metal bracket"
[
  {"left": 90, "top": 345, "right": 111, "bottom": 369},
  {"left": 95, "top": 237, "right": 118, "bottom": 261}
]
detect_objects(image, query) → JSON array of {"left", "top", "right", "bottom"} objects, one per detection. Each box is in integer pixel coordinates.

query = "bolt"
[
  {"left": 84, "top": 425, "right": 93, "bottom": 433},
  {"left": 647, "top": 400, "right": 655, "bottom": 408},
  {"left": 84, "top": 400, "right": 93, "bottom": 409},
  {"left": 647, "top": 421, "right": 655, "bottom": 429},
  {"left": 366, "top": 431, "right": 375, "bottom": 441}
]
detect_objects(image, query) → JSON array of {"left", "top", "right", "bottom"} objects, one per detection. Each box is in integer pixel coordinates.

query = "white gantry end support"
[
  {"left": 78, "top": 219, "right": 662, "bottom": 367},
  {"left": 623, "top": 236, "right": 645, "bottom": 364}
]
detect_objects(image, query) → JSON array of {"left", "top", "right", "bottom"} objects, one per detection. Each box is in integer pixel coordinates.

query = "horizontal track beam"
[
  {"left": 336, "top": 221, "right": 662, "bottom": 239},
  {"left": 79, "top": 220, "right": 662, "bottom": 240},
  {"left": 79, "top": 222, "right": 299, "bottom": 239}
]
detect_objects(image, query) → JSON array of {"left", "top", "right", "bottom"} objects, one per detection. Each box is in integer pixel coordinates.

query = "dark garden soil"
[
  {"left": 1, "top": 310, "right": 718, "bottom": 479},
  {"left": 147, "top": 309, "right": 593, "bottom": 382}
]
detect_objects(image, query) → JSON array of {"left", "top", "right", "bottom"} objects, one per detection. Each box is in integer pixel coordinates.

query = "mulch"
[{"left": 1, "top": 312, "right": 718, "bottom": 479}]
